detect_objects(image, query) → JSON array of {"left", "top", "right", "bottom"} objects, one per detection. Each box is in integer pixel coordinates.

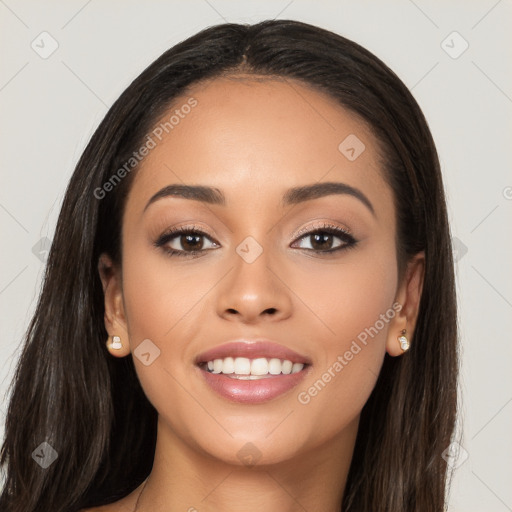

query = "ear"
[
  {"left": 98, "top": 253, "right": 131, "bottom": 357},
  {"left": 386, "top": 251, "right": 425, "bottom": 357}
]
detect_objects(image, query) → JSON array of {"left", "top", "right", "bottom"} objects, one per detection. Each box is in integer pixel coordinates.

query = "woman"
[{"left": 0, "top": 19, "right": 458, "bottom": 512}]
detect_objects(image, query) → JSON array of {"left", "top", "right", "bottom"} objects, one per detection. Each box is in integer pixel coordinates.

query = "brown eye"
[
  {"left": 179, "top": 233, "right": 204, "bottom": 251},
  {"left": 307, "top": 232, "right": 336, "bottom": 251},
  {"left": 292, "top": 226, "right": 356, "bottom": 254},
  {"left": 154, "top": 227, "right": 219, "bottom": 257}
]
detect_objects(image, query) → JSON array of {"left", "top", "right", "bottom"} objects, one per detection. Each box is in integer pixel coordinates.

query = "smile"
[
  {"left": 201, "top": 356, "right": 305, "bottom": 378},
  {"left": 195, "top": 339, "right": 312, "bottom": 403}
]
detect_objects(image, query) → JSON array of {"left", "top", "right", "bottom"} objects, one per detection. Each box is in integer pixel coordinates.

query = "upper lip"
[{"left": 195, "top": 339, "right": 312, "bottom": 365}]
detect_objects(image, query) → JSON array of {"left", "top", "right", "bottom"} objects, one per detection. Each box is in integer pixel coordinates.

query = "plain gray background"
[{"left": 1, "top": 1, "right": 511, "bottom": 510}]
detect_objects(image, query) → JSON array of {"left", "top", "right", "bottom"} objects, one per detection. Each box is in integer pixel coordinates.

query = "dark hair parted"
[{"left": 0, "top": 19, "right": 458, "bottom": 512}]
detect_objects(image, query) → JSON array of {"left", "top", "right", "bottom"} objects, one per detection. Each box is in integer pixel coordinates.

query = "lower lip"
[{"left": 197, "top": 366, "right": 310, "bottom": 404}]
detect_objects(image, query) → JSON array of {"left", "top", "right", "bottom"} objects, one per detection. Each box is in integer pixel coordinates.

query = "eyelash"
[{"left": 154, "top": 222, "right": 358, "bottom": 258}]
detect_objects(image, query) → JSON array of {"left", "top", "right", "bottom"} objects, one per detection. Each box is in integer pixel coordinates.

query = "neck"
[{"left": 131, "top": 415, "right": 358, "bottom": 512}]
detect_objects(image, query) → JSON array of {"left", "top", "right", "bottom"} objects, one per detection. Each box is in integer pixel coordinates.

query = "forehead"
[{"left": 127, "top": 76, "right": 390, "bottom": 213}]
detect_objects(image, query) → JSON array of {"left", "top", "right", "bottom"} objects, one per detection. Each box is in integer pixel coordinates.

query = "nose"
[{"left": 216, "top": 245, "right": 293, "bottom": 324}]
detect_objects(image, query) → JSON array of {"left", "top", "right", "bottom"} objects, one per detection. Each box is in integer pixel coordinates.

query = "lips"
[
  {"left": 195, "top": 339, "right": 312, "bottom": 404},
  {"left": 195, "top": 339, "right": 312, "bottom": 366}
]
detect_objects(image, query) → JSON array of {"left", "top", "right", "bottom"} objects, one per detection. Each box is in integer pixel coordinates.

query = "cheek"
[
  {"left": 121, "top": 242, "right": 213, "bottom": 345},
  {"left": 293, "top": 241, "right": 398, "bottom": 350},
  {"left": 290, "top": 242, "right": 398, "bottom": 432},
  {"left": 118, "top": 238, "right": 226, "bottom": 401},
  {"left": 118, "top": 246, "right": 212, "bottom": 434}
]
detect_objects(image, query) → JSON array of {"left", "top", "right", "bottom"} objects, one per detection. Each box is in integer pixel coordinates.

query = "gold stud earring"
[
  {"left": 397, "top": 330, "right": 409, "bottom": 352},
  {"left": 107, "top": 335, "right": 123, "bottom": 350}
]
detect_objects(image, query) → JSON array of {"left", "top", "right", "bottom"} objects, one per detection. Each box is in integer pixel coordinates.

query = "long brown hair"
[{"left": 0, "top": 19, "right": 458, "bottom": 511}]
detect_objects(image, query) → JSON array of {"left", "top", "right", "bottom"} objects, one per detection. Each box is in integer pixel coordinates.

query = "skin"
[{"left": 89, "top": 76, "right": 424, "bottom": 512}]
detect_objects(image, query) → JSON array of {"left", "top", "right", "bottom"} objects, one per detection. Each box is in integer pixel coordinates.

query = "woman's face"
[{"left": 102, "top": 76, "right": 419, "bottom": 466}]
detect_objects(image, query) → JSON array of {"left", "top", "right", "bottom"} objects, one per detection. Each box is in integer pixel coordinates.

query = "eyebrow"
[{"left": 144, "top": 181, "right": 375, "bottom": 216}]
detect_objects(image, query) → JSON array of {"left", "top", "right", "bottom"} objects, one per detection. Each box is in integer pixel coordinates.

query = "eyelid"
[
  {"left": 156, "top": 223, "right": 216, "bottom": 240},
  {"left": 292, "top": 220, "right": 353, "bottom": 240},
  {"left": 156, "top": 222, "right": 215, "bottom": 238}
]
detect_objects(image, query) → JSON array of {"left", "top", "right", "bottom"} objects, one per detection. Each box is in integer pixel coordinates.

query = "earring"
[
  {"left": 107, "top": 335, "right": 123, "bottom": 350},
  {"left": 397, "top": 330, "right": 410, "bottom": 352}
]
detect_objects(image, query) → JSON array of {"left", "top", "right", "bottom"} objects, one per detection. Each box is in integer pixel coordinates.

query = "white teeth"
[
  {"left": 213, "top": 359, "right": 223, "bottom": 374},
  {"left": 250, "top": 358, "right": 268, "bottom": 375},
  {"left": 282, "top": 360, "right": 293, "bottom": 375},
  {"left": 268, "top": 358, "right": 282, "bottom": 375},
  {"left": 205, "top": 356, "right": 305, "bottom": 376},
  {"left": 292, "top": 362, "right": 304, "bottom": 373},
  {"left": 234, "top": 357, "right": 251, "bottom": 375},
  {"left": 222, "top": 357, "right": 235, "bottom": 374}
]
